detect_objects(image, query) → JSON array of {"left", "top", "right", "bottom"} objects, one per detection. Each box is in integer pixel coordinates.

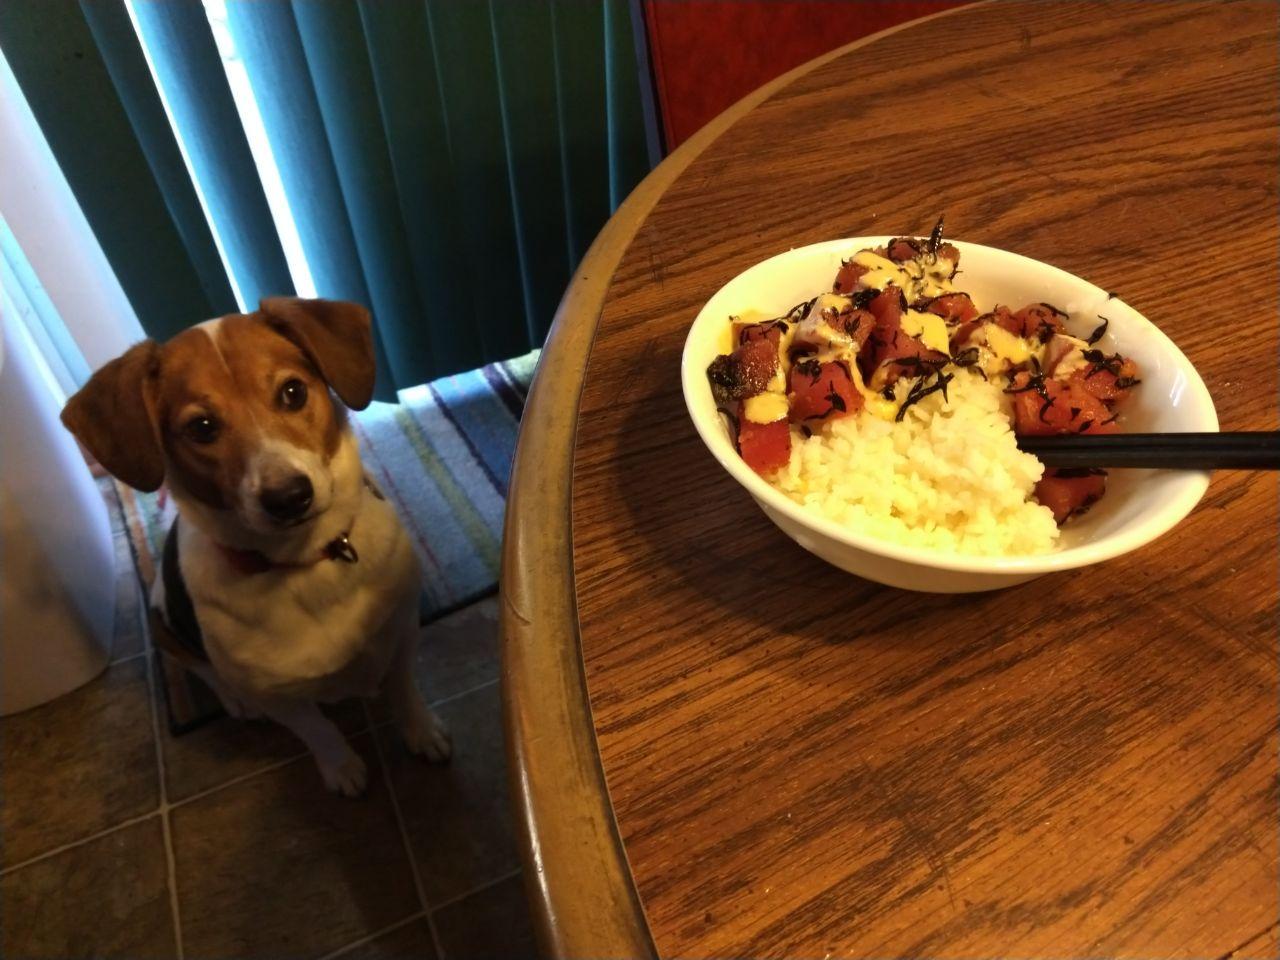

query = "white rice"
[{"left": 771, "top": 370, "right": 1059, "bottom": 555}]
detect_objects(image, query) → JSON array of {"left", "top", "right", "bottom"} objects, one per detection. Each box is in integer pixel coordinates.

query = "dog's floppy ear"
[
  {"left": 259, "top": 297, "right": 375, "bottom": 410},
  {"left": 61, "top": 341, "right": 164, "bottom": 492}
]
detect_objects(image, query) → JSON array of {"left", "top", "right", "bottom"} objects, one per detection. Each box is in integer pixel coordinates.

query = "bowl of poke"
[{"left": 681, "top": 225, "right": 1218, "bottom": 592}]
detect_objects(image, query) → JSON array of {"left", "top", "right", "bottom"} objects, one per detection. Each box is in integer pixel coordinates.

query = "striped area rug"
[{"left": 108, "top": 350, "right": 538, "bottom": 730}]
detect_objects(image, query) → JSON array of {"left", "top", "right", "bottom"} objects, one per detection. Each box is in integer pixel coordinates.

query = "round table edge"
[{"left": 498, "top": 5, "right": 985, "bottom": 957}]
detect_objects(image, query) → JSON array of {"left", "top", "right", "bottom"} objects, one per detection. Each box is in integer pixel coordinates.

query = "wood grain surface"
[{"left": 569, "top": 1, "right": 1279, "bottom": 956}]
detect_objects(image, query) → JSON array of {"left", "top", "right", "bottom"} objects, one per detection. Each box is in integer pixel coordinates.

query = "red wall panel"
[{"left": 644, "top": 1, "right": 964, "bottom": 150}]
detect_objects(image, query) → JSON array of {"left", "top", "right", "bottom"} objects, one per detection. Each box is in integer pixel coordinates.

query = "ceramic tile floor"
[{"left": 0, "top": 527, "right": 536, "bottom": 960}]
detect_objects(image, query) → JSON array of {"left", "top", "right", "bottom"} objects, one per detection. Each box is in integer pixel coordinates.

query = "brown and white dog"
[{"left": 62, "top": 298, "right": 449, "bottom": 795}]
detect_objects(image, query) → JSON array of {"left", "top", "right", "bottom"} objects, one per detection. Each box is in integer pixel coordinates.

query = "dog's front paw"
[
  {"left": 401, "top": 708, "right": 452, "bottom": 763},
  {"left": 318, "top": 748, "right": 368, "bottom": 797}
]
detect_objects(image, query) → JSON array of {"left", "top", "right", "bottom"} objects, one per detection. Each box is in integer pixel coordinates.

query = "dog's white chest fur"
[{"left": 177, "top": 439, "right": 420, "bottom": 705}]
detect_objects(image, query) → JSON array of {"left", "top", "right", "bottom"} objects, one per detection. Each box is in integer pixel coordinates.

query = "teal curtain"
[{"left": 0, "top": 0, "right": 652, "bottom": 397}]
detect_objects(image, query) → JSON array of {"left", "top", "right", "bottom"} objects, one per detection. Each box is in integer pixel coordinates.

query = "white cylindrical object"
[{"left": 0, "top": 308, "right": 115, "bottom": 715}]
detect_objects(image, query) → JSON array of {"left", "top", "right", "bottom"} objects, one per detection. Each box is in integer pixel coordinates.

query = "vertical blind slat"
[
  {"left": 79, "top": 0, "right": 236, "bottom": 324},
  {"left": 604, "top": 0, "right": 652, "bottom": 213},
  {"left": 222, "top": 1, "right": 372, "bottom": 313},
  {"left": 490, "top": 0, "right": 572, "bottom": 345},
  {"left": 357, "top": 0, "right": 484, "bottom": 378},
  {"left": 422, "top": 0, "right": 529, "bottom": 363},
  {"left": 128, "top": 0, "right": 292, "bottom": 308},
  {"left": 289, "top": 0, "right": 427, "bottom": 399},
  {"left": 549, "top": 0, "right": 611, "bottom": 269}
]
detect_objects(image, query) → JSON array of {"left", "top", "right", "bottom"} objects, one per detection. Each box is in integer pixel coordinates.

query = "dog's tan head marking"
[
  {"left": 62, "top": 298, "right": 374, "bottom": 535},
  {"left": 259, "top": 297, "right": 375, "bottom": 411}
]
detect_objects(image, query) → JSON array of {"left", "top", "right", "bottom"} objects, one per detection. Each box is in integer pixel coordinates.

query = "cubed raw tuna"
[
  {"left": 1035, "top": 469, "right": 1107, "bottom": 524},
  {"left": 833, "top": 259, "right": 869, "bottom": 294},
  {"left": 736, "top": 409, "right": 791, "bottom": 475},
  {"left": 788, "top": 360, "right": 863, "bottom": 422},
  {"left": 996, "top": 302, "right": 1068, "bottom": 341},
  {"left": 1070, "top": 353, "right": 1141, "bottom": 403},
  {"left": 1008, "top": 372, "right": 1118, "bottom": 436}
]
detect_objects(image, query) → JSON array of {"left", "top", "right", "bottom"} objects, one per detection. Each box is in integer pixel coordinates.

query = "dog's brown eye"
[
  {"left": 279, "top": 378, "right": 308, "bottom": 411},
  {"left": 185, "top": 415, "right": 219, "bottom": 444}
]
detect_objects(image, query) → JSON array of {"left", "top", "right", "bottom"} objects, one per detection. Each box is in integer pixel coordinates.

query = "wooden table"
[{"left": 501, "top": 2, "right": 1280, "bottom": 957}]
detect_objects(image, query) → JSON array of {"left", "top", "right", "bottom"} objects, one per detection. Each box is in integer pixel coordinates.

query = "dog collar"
[{"left": 217, "top": 532, "right": 359, "bottom": 576}]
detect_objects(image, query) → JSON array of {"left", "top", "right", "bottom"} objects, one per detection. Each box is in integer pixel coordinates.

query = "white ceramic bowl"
[{"left": 681, "top": 237, "right": 1218, "bottom": 593}]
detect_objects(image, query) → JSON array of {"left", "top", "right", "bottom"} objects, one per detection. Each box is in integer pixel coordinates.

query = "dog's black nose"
[{"left": 260, "top": 475, "right": 314, "bottom": 522}]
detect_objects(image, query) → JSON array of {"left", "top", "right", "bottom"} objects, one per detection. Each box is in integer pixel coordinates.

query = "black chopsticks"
[{"left": 1015, "top": 431, "right": 1280, "bottom": 470}]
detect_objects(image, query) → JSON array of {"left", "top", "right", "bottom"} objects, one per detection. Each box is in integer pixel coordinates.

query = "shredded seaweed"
[
  {"left": 1081, "top": 348, "right": 1125, "bottom": 379},
  {"left": 850, "top": 288, "right": 878, "bottom": 310},
  {"left": 794, "top": 358, "right": 822, "bottom": 383},
  {"left": 786, "top": 297, "right": 818, "bottom": 322},
  {"left": 1003, "top": 371, "right": 1050, "bottom": 401},
  {"left": 1086, "top": 316, "right": 1109, "bottom": 345},
  {"left": 889, "top": 355, "right": 949, "bottom": 375},
  {"left": 841, "top": 313, "right": 865, "bottom": 338},
  {"left": 895, "top": 371, "right": 954, "bottom": 422},
  {"left": 927, "top": 215, "right": 945, "bottom": 255}
]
